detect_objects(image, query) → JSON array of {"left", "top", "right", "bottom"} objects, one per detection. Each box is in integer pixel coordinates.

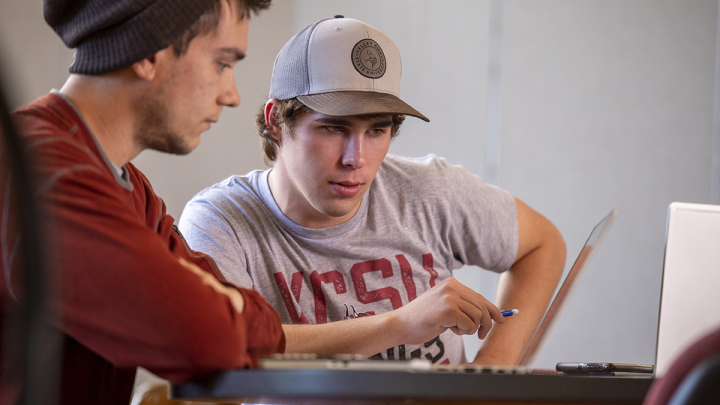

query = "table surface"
[{"left": 173, "top": 368, "right": 654, "bottom": 405}]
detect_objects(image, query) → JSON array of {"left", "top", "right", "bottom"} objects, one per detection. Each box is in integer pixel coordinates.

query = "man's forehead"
[{"left": 186, "top": 1, "right": 249, "bottom": 52}]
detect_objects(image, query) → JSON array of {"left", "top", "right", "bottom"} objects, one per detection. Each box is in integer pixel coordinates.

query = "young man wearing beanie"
[
  {"left": 180, "top": 17, "right": 566, "bottom": 366},
  {"left": 0, "top": 0, "right": 285, "bottom": 404}
]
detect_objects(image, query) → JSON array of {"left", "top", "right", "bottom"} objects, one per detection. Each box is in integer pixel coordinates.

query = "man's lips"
[
  {"left": 330, "top": 181, "right": 364, "bottom": 197},
  {"left": 202, "top": 117, "right": 220, "bottom": 131}
]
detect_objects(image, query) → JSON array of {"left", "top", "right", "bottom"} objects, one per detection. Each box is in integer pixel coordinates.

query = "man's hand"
[
  {"left": 283, "top": 277, "right": 503, "bottom": 356},
  {"left": 391, "top": 278, "right": 505, "bottom": 344},
  {"left": 177, "top": 257, "right": 245, "bottom": 314}
]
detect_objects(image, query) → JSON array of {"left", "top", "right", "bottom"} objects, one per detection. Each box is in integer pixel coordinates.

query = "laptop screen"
[
  {"left": 517, "top": 209, "right": 618, "bottom": 367},
  {"left": 654, "top": 202, "right": 720, "bottom": 377}
]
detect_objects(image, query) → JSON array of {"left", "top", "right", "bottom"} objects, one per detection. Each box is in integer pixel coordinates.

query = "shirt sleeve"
[
  {"left": 445, "top": 161, "right": 518, "bottom": 272},
  {"left": 28, "top": 151, "right": 283, "bottom": 384}
]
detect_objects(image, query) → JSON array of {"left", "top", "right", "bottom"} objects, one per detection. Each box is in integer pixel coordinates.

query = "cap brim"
[{"left": 297, "top": 91, "right": 429, "bottom": 122}]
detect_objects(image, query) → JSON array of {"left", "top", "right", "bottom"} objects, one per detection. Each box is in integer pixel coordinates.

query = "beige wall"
[
  {"left": 1, "top": 0, "right": 718, "bottom": 369},
  {"left": 495, "top": 0, "right": 719, "bottom": 366},
  {"left": 0, "top": 1, "right": 72, "bottom": 107}
]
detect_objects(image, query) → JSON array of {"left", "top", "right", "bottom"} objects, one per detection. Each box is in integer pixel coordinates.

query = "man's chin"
[
  {"left": 180, "top": 137, "right": 201, "bottom": 155},
  {"left": 151, "top": 144, "right": 193, "bottom": 156},
  {"left": 322, "top": 200, "right": 364, "bottom": 219},
  {"left": 151, "top": 135, "right": 199, "bottom": 156}
]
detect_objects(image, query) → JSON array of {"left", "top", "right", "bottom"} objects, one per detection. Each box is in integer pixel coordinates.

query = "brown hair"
[
  {"left": 256, "top": 98, "right": 406, "bottom": 165},
  {"left": 172, "top": 0, "right": 271, "bottom": 56}
]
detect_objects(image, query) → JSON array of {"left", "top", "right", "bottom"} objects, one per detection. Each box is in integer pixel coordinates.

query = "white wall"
[{"left": 1, "top": 0, "right": 718, "bottom": 370}]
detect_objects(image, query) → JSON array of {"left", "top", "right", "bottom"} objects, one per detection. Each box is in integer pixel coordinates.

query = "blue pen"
[{"left": 501, "top": 309, "right": 519, "bottom": 317}]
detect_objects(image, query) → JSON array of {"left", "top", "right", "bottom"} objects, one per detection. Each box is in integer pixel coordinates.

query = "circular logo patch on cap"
[{"left": 351, "top": 39, "right": 386, "bottom": 79}]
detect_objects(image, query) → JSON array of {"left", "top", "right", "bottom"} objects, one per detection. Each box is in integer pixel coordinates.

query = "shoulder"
[
  {"left": 376, "top": 154, "right": 515, "bottom": 211},
  {"left": 377, "top": 154, "right": 480, "bottom": 192},
  {"left": 191, "top": 170, "right": 264, "bottom": 205},
  {"left": 381, "top": 153, "right": 448, "bottom": 172},
  {"left": 178, "top": 171, "right": 272, "bottom": 278},
  {"left": 181, "top": 170, "right": 269, "bottom": 226},
  {"left": 380, "top": 154, "right": 469, "bottom": 178},
  {"left": 12, "top": 94, "right": 113, "bottom": 189},
  {"left": 13, "top": 93, "right": 83, "bottom": 142},
  {"left": 13, "top": 94, "right": 102, "bottom": 166}
]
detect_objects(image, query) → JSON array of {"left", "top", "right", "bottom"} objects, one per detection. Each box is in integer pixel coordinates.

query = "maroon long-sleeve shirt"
[{"left": 0, "top": 93, "right": 285, "bottom": 405}]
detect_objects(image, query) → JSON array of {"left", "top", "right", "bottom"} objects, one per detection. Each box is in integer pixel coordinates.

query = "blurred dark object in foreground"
[{"left": 0, "top": 61, "right": 60, "bottom": 405}]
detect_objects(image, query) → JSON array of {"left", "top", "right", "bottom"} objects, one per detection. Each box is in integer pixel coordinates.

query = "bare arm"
[
  {"left": 472, "top": 198, "right": 566, "bottom": 365},
  {"left": 283, "top": 277, "right": 505, "bottom": 356}
]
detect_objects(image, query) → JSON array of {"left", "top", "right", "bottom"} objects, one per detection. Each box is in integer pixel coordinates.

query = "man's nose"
[
  {"left": 218, "top": 74, "right": 241, "bottom": 107},
  {"left": 341, "top": 133, "right": 366, "bottom": 168}
]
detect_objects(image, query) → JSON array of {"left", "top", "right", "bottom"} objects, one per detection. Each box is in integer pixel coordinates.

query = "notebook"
[
  {"left": 654, "top": 202, "right": 720, "bottom": 378},
  {"left": 261, "top": 209, "right": 618, "bottom": 373}
]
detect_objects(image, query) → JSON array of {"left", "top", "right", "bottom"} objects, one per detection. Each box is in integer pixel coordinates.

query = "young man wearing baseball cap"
[
  {"left": 0, "top": 1, "right": 285, "bottom": 404},
  {"left": 180, "top": 16, "right": 566, "bottom": 366}
]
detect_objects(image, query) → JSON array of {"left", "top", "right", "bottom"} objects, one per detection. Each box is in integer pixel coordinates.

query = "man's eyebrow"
[{"left": 219, "top": 48, "right": 245, "bottom": 61}]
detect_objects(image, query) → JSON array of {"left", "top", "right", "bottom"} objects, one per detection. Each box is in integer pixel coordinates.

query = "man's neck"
[{"left": 59, "top": 72, "right": 141, "bottom": 167}]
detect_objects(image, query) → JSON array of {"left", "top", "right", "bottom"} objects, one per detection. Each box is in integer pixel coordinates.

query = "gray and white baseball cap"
[{"left": 269, "top": 16, "right": 429, "bottom": 122}]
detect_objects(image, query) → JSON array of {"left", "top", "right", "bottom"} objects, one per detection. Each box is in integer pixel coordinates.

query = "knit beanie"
[{"left": 43, "top": 0, "right": 217, "bottom": 74}]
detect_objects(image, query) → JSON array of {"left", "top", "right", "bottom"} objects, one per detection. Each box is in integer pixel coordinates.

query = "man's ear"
[
  {"left": 132, "top": 48, "right": 172, "bottom": 81},
  {"left": 265, "top": 99, "right": 283, "bottom": 142},
  {"left": 132, "top": 54, "right": 158, "bottom": 81}
]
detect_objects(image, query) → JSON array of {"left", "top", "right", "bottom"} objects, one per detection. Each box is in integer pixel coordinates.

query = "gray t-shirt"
[{"left": 179, "top": 154, "right": 518, "bottom": 364}]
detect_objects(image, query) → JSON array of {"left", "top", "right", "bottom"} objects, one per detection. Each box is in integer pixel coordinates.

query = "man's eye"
[
  {"left": 325, "top": 126, "right": 344, "bottom": 133},
  {"left": 370, "top": 128, "right": 388, "bottom": 136},
  {"left": 218, "top": 62, "right": 231, "bottom": 70}
]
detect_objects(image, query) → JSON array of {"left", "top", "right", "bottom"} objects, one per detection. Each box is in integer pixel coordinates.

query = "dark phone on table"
[{"left": 556, "top": 362, "right": 654, "bottom": 374}]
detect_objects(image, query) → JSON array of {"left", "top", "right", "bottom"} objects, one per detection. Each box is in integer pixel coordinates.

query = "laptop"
[
  {"left": 435, "top": 208, "right": 618, "bottom": 374},
  {"left": 516, "top": 208, "right": 618, "bottom": 368},
  {"left": 654, "top": 202, "right": 720, "bottom": 378},
  {"left": 260, "top": 209, "right": 618, "bottom": 373}
]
